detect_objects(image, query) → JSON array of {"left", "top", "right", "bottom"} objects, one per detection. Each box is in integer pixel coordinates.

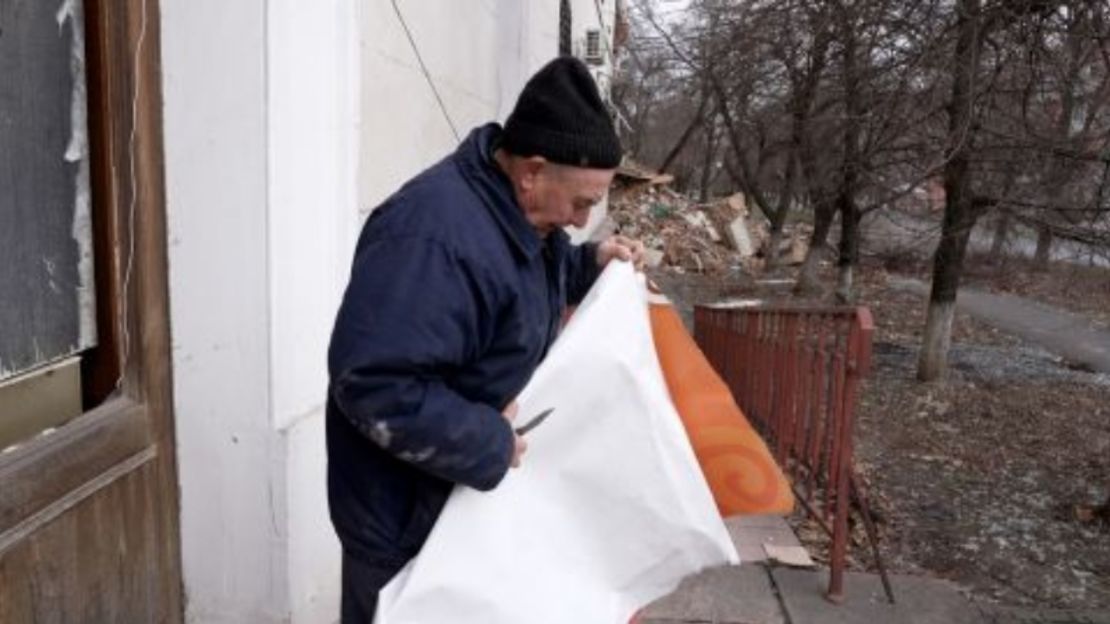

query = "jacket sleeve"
[
  {"left": 564, "top": 241, "right": 602, "bottom": 305},
  {"left": 328, "top": 236, "right": 514, "bottom": 491}
]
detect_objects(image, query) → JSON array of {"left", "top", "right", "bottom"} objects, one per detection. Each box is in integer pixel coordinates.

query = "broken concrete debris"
[{"left": 607, "top": 168, "right": 812, "bottom": 274}]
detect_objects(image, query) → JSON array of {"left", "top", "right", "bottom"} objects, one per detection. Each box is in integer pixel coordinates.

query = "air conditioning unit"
[{"left": 584, "top": 29, "right": 603, "bottom": 65}]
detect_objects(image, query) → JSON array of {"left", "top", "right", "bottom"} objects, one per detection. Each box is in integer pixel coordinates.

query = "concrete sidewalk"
[
  {"left": 639, "top": 515, "right": 1110, "bottom": 624},
  {"left": 639, "top": 515, "right": 988, "bottom": 624}
]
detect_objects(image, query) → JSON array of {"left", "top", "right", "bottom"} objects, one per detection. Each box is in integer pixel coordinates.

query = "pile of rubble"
[{"left": 600, "top": 164, "right": 811, "bottom": 275}]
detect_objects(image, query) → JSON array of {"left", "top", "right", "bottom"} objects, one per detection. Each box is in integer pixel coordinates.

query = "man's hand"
[
  {"left": 597, "top": 234, "right": 646, "bottom": 271},
  {"left": 502, "top": 401, "right": 528, "bottom": 468}
]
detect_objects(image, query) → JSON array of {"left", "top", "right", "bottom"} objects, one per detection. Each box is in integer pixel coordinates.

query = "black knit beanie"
[{"left": 501, "top": 57, "right": 622, "bottom": 169}]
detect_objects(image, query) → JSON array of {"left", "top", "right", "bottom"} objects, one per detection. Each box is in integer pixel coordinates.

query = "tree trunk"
[
  {"left": 712, "top": 78, "right": 774, "bottom": 229},
  {"left": 791, "top": 17, "right": 832, "bottom": 295},
  {"left": 832, "top": 3, "right": 861, "bottom": 302},
  {"left": 1034, "top": 225, "right": 1053, "bottom": 265},
  {"left": 1031, "top": 16, "right": 1085, "bottom": 270},
  {"left": 699, "top": 120, "right": 719, "bottom": 203},
  {"left": 918, "top": 0, "right": 984, "bottom": 382},
  {"left": 765, "top": 220, "right": 785, "bottom": 271},
  {"left": 918, "top": 204, "right": 980, "bottom": 381},
  {"left": 659, "top": 92, "right": 709, "bottom": 174},
  {"left": 795, "top": 200, "right": 836, "bottom": 294},
  {"left": 835, "top": 264, "right": 854, "bottom": 303},
  {"left": 765, "top": 154, "right": 799, "bottom": 272},
  {"left": 835, "top": 197, "right": 860, "bottom": 303},
  {"left": 918, "top": 300, "right": 957, "bottom": 381},
  {"left": 989, "top": 211, "right": 1010, "bottom": 260},
  {"left": 1097, "top": 494, "right": 1110, "bottom": 523}
]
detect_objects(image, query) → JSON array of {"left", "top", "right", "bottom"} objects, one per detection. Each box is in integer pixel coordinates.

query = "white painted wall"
[
  {"left": 163, "top": 0, "right": 357, "bottom": 621},
  {"left": 268, "top": 2, "right": 360, "bottom": 622},
  {"left": 162, "top": 1, "right": 281, "bottom": 621},
  {"left": 358, "top": 0, "right": 559, "bottom": 212},
  {"left": 163, "top": 1, "right": 570, "bottom": 623},
  {"left": 354, "top": 0, "right": 619, "bottom": 241},
  {"left": 571, "top": 0, "right": 618, "bottom": 95},
  {"left": 567, "top": 0, "right": 621, "bottom": 241}
]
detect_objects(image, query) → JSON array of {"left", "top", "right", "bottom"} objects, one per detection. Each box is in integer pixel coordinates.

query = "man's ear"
[{"left": 519, "top": 156, "right": 547, "bottom": 191}]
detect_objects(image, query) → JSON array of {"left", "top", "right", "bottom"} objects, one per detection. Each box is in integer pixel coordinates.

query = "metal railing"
[{"left": 694, "top": 303, "right": 889, "bottom": 603}]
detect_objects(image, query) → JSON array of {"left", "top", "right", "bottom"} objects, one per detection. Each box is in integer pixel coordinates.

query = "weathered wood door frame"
[{"left": 0, "top": 0, "right": 183, "bottom": 620}]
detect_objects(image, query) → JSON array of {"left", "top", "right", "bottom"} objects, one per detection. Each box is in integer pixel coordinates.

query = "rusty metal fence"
[{"left": 694, "top": 303, "right": 889, "bottom": 603}]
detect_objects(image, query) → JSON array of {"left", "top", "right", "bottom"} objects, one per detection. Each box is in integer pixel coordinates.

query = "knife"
[{"left": 514, "top": 407, "right": 554, "bottom": 436}]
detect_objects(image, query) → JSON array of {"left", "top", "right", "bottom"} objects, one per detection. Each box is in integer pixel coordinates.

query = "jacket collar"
[{"left": 454, "top": 123, "right": 543, "bottom": 260}]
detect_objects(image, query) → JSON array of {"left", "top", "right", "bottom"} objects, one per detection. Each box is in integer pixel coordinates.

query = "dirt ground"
[{"left": 650, "top": 256, "right": 1110, "bottom": 612}]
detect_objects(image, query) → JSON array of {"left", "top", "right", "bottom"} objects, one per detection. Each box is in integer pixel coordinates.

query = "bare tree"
[
  {"left": 918, "top": 0, "right": 1110, "bottom": 380},
  {"left": 917, "top": 0, "right": 989, "bottom": 381},
  {"left": 621, "top": 0, "right": 1110, "bottom": 337}
]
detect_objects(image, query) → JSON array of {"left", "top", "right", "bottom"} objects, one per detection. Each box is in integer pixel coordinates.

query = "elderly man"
[{"left": 326, "top": 57, "right": 644, "bottom": 622}]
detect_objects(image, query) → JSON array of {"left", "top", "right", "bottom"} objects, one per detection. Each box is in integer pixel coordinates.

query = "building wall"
[
  {"left": 162, "top": 1, "right": 281, "bottom": 621},
  {"left": 356, "top": 0, "right": 621, "bottom": 242},
  {"left": 163, "top": 1, "right": 563, "bottom": 622},
  {"left": 567, "top": 0, "right": 620, "bottom": 241},
  {"left": 268, "top": 3, "right": 361, "bottom": 621},
  {"left": 570, "top": 0, "right": 618, "bottom": 94},
  {"left": 358, "top": 0, "right": 559, "bottom": 213}
]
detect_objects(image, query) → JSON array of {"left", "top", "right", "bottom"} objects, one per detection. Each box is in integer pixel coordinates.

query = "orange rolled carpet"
[{"left": 649, "top": 301, "right": 794, "bottom": 517}]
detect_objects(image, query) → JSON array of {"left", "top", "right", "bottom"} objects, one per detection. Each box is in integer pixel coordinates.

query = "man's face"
[{"left": 516, "top": 159, "right": 616, "bottom": 236}]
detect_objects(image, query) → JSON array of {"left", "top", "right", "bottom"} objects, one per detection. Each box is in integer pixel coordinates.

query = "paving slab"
[
  {"left": 773, "top": 567, "right": 986, "bottom": 624},
  {"left": 641, "top": 564, "right": 785, "bottom": 624},
  {"left": 978, "top": 605, "right": 1110, "bottom": 624},
  {"left": 727, "top": 514, "right": 792, "bottom": 530}
]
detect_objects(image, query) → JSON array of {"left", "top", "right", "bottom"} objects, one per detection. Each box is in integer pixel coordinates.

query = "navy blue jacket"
[{"left": 327, "top": 124, "right": 601, "bottom": 571}]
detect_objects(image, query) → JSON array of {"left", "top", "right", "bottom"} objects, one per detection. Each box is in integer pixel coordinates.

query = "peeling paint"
[
  {"left": 397, "top": 447, "right": 436, "bottom": 463},
  {"left": 44, "top": 258, "right": 62, "bottom": 294},
  {"left": 369, "top": 421, "right": 392, "bottom": 448},
  {"left": 57, "top": 0, "right": 97, "bottom": 350}
]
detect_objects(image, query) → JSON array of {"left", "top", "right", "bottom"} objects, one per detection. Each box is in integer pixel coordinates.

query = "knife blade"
[{"left": 514, "top": 407, "right": 554, "bottom": 436}]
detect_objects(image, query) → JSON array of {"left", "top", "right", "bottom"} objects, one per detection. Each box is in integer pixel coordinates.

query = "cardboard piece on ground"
[{"left": 763, "top": 544, "right": 816, "bottom": 568}]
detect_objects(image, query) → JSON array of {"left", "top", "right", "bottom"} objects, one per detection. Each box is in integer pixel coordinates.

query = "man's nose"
[{"left": 570, "top": 207, "right": 591, "bottom": 228}]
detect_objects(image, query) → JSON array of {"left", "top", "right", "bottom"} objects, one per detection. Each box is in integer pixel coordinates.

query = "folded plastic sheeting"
[
  {"left": 648, "top": 296, "right": 795, "bottom": 516},
  {"left": 375, "top": 263, "right": 739, "bottom": 624}
]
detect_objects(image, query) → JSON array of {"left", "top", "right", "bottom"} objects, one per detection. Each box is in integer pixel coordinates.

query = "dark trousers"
[{"left": 341, "top": 553, "right": 405, "bottom": 624}]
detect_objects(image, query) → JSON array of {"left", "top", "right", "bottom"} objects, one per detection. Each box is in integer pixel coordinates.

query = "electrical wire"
[{"left": 390, "top": 0, "right": 460, "bottom": 141}]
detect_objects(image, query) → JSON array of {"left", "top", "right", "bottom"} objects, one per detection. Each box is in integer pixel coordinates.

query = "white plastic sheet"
[{"left": 375, "top": 263, "right": 740, "bottom": 623}]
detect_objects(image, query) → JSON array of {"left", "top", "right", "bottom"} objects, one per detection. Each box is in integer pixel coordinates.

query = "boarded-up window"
[
  {"left": 1, "top": 0, "right": 93, "bottom": 448},
  {"left": 0, "top": 0, "right": 96, "bottom": 382}
]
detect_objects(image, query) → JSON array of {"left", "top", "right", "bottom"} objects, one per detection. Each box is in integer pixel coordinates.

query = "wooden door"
[{"left": 0, "top": 1, "right": 183, "bottom": 621}]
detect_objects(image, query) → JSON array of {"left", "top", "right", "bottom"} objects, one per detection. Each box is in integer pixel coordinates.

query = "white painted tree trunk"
[
  {"left": 794, "top": 245, "right": 824, "bottom": 294},
  {"left": 1035, "top": 226, "right": 1053, "bottom": 266},
  {"left": 917, "top": 300, "right": 956, "bottom": 381},
  {"left": 765, "top": 227, "right": 783, "bottom": 271},
  {"left": 835, "top": 263, "right": 854, "bottom": 303}
]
